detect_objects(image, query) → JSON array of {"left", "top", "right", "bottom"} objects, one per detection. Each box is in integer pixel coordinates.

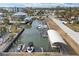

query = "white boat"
[
  {"left": 17, "top": 44, "right": 25, "bottom": 52},
  {"left": 27, "top": 46, "right": 34, "bottom": 53},
  {"left": 26, "top": 42, "right": 35, "bottom": 53}
]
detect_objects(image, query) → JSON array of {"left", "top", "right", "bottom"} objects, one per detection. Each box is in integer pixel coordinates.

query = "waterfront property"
[
  {"left": 9, "top": 20, "right": 52, "bottom": 52},
  {"left": 0, "top": 3, "right": 79, "bottom": 56}
]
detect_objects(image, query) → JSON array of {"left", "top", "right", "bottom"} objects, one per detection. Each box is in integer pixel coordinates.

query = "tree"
[
  {"left": 27, "top": 9, "right": 33, "bottom": 16},
  {"left": 37, "top": 10, "right": 44, "bottom": 16},
  {"left": 3, "top": 17, "right": 9, "bottom": 26},
  {"left": 24, "top": 8, "right": 34, "bottom": 16},
  {"left": 0, "top": 26, "right": 7, "bottom": 36},
  {"left": 10, "top": 24, "right": 17, "bottom": 33}
]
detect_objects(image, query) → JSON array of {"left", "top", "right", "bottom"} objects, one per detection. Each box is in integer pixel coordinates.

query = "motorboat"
[
  {"left": 16, "top": 42, "right": 35, "bottom": 52},
  {"left": 26, "top": 42, "right": 35, "bottom": 53},
  {"left": 17, "top": 44, "right": 25, "bottom": 52},
  {"left": 27, "top": 46, "right": 34, "bottom": 53}
]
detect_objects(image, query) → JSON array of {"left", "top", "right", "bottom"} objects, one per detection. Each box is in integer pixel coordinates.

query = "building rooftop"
[{"left": 12, "top": 12, "right": 27, "bottom": 16}]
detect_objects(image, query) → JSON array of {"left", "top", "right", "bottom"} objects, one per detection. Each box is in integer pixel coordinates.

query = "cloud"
[
  {"left": 0, "top": 3, "right": 78, "bottom": 8},
  {"left": 0, "top": 3, "right": 26, "bottom": 7}
]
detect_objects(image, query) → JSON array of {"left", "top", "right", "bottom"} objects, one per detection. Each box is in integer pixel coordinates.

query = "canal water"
[{"left": 9, "top": 20, "right": 52, "bottom": 52}]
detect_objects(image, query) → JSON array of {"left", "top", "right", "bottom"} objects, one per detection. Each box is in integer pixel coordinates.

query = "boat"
[
  {"left": 16, "top": 42, "right": 35, "bottom": 52},
  {"left": 16, "top": 44, "right": 25, "bottom": 52},
  {"left": 26, "top": 42, "right": 35, "bottom": 53}
]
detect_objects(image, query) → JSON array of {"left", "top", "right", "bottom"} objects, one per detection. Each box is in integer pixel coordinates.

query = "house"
[
  {"left": 11, "top": 12, "right": 32, "bottom": 24},
  {"left": 11, "top": 12, "right": 27, "bottom": 21},
  {"left": 70, "top": 16, "right": 79, "bottom": 24}
]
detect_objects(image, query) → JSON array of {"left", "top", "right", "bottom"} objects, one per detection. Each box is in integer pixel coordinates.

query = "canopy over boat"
[{"left": 47, "top": 30, "right": 66, "bottom": 47}]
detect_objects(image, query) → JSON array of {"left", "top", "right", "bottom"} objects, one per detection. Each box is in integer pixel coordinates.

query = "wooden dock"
[{"left": 0, "top": 28, "right": 24, "bottom": 52}]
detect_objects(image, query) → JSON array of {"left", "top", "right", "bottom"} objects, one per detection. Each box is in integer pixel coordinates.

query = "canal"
[{"left": 9, "top": 20, "right": 52, "bottom": 52}]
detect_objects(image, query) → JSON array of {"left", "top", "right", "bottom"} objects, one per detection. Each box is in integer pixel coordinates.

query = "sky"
[{"left": 0, "top": 3, "right": 79, "bottom": 8}]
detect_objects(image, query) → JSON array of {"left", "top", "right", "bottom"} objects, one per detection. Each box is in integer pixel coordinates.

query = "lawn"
[{"left": 65, "top": 23, "right": 79, "bottom": 32}]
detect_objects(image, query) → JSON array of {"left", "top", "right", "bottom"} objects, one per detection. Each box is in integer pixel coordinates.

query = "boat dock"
[{"left": 0, "top": 28, "right": 24, "bottom": 52}]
